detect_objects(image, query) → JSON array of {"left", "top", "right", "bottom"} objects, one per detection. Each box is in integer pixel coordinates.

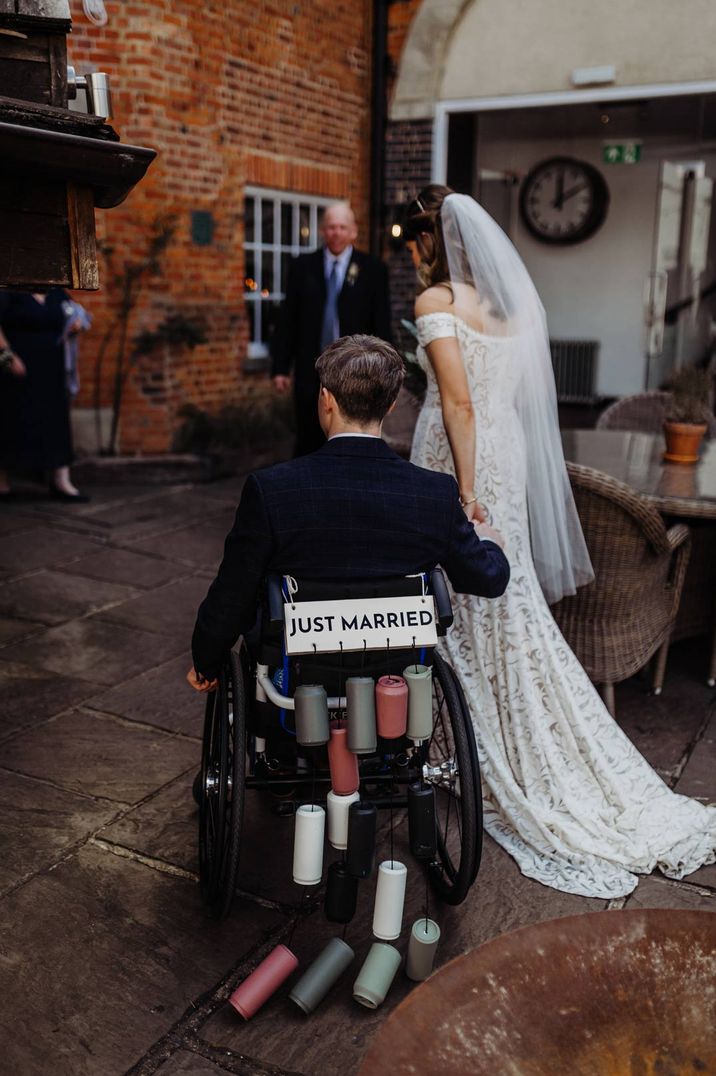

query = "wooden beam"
[{"left": 67, "top": 182, "right": 99, "bottom": 290}]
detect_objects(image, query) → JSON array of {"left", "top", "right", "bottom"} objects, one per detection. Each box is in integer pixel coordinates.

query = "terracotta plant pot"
[{"left": 663, "top": 421, "right": 707, "bottom": 464}]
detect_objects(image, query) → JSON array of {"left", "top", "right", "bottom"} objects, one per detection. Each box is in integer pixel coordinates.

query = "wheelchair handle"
[
  {"left": 256, "top": 664, "right": 345, "bottom": 711},
  {"left": 430, "top": 568, "right": 454, "bottom": 634}
]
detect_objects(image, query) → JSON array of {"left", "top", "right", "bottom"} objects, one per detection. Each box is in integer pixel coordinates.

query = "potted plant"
[{"left": 663, "top": 365, "right": 713, "bottom": 464}]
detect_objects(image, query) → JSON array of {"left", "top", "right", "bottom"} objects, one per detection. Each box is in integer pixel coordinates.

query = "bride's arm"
[{"left": 425, "top": 335, "right": 482, "bottom": 521}]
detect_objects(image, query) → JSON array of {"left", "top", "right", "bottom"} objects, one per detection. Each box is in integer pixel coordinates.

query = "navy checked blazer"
[{"left": 192, "top": 436, "right": 510, "bottom": 679}]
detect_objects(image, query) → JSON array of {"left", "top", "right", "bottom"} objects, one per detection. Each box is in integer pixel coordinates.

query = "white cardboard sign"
[{"left": 284, "top": 595, "right": 438, "bottom": 656}]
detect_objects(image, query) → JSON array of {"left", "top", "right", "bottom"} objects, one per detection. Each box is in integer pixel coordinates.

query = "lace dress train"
[{"left": 412, "top": 311, "right": 716, "bottom": 898}]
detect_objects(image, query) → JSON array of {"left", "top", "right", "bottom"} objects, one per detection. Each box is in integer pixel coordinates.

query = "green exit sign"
[{"left": 603, "top": 142, "right": 642, "bottom": 164}]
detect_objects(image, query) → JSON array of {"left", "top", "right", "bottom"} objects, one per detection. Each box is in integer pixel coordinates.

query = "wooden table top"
[{"left": 561, "top": 429, "right": 716, "bottom": 519}]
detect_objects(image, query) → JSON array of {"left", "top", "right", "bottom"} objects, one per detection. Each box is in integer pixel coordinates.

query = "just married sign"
[{"left": 284, "top": 595, "right": 438, "bottom": 655}]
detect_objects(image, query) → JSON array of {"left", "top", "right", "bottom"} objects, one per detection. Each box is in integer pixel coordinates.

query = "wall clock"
[{"left": 519, "top": 157, "right": 609, "bottom": 244}]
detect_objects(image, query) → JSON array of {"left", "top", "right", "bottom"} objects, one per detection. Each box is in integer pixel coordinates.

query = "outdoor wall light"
[{"left": 67, "top": 66, "right": 113, "bottom": 119}]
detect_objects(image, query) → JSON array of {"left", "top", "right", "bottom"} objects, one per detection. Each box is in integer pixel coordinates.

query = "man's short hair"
[{"left": 315, "top": 335, "right": 405, "bottom": 424}]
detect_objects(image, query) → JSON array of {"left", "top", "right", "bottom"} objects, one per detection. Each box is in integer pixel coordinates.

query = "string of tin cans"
[{"left": 228, "top": 664, "right": 442, "bottom": 1020}]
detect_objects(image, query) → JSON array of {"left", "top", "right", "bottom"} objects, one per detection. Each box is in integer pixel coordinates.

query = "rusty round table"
[{"left": 358, "top": 910, "right": 716, "bottom": 1076}]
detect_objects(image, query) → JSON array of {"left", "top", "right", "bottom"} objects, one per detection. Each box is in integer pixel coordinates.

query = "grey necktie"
[{"left": 320, "top": 258, "right": 340, "bottom": 351}]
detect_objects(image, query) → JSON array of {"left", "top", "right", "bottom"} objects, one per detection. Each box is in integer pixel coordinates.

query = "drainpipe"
[{"left": 370, "top": 0, "right": 388, "bottom": 257}]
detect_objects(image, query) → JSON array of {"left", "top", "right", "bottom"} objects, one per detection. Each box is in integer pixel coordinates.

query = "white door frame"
[{"left": 432, "top": 79, "right": 716, "bottom": 183}]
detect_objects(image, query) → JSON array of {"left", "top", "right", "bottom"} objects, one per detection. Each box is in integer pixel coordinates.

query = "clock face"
[{"left": 519, "top": 157, "right": 609, "bottom": 244}]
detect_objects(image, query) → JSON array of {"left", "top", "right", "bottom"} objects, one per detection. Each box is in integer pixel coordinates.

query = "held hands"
[
  {"left": 460, "top": 493, "right": 487, "bottom": 524},
  {"left": 186, "top": 666, "right": 218, "bottom": 693},
  {"left": 474, "top": 521, "right": 505, "bottom": 548}
]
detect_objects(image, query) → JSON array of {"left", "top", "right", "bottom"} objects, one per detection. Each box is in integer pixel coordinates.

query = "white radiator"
[{"left": 549, "top": 339, "right": 599, "bottom": 403}]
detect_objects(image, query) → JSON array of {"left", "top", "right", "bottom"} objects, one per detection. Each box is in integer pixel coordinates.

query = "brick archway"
[{"left": 390, "top": 0, "right": 474, "bottom": 121}]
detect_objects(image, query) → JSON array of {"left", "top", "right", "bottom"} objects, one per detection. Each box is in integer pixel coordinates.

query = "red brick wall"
[{"left": 68, "top": 0, "right": 374, "bottom": 453}]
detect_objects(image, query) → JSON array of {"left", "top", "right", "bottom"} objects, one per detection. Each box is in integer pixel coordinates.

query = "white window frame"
[{"left": 244, "top": 186, "right": 333, "bottom": 363}]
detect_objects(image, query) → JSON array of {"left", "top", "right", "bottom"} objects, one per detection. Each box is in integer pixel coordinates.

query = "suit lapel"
[{"left": 339, "top": 249, "right": 362, "bottom": 300}]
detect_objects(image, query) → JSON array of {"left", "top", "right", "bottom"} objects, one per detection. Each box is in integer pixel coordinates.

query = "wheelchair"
[{"left": 198, "top": 569, "right": 483, "bottom": 921}]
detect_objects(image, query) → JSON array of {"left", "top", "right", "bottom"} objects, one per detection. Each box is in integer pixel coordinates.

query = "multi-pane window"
[{"left": 244, "top": 187, "right": 331, "bottom": 366}]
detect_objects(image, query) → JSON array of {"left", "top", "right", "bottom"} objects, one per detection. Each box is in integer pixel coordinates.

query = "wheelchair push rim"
[
  {"left": 198, "top": 650, "right": 247, "bottom": 919},
  {"left": 421, "top": 651, "right": 482, "bottom": 906}
]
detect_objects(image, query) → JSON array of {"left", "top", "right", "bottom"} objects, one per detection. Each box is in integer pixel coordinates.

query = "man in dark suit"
[
  {"left": 271, "top": 202, "right": 392, "bottom": 457},
  {"left": 189, "top": 335, "right": 509, "bottom": 689}
]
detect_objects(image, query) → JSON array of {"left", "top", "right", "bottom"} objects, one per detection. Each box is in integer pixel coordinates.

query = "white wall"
[
  {"left": 393, "top": 0, "right": 716, "bottom": 120},
  {"left": 441, "top": 0, "right": 716, "bottom": 102},
  {"left": 476, "top": 135, "right": 716, "bottom": 396}
]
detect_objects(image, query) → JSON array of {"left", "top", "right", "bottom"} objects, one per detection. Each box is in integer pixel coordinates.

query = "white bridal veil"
[{"left": 440, "top": 193, "right": 594, "bottom": 604}]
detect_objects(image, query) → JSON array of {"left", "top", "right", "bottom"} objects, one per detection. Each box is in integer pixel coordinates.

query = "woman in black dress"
[{"left": 0, "top": 288, "right": 87, "bottom": 501}]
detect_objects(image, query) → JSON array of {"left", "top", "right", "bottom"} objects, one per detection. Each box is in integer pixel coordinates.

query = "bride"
[{"left": 405, "top": 184, "right": 716, "bottom": 898}]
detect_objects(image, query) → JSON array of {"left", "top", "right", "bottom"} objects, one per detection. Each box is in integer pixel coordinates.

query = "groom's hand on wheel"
[
  {"left": 186, "top": 666, "right": 218, "bottom": 693},
  {"left": 475, "top": 522, "right": 505, "bottom": 548}
]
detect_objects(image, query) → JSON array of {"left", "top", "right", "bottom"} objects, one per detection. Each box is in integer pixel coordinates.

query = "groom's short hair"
[{"left": 316, "top": 334, "right": 405, "bottom": 424}]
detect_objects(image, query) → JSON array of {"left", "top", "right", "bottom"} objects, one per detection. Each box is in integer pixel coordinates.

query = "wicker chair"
[
  {"left": 596, "top": 390, "right": 716, "bottom": 438},
  {"left": 550, "top": 463, "right": 691, "bottom": 715}
]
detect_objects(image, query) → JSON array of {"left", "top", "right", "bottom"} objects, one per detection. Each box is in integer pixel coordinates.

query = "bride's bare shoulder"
[{"left": 415, "top": 284, "right": 454, "bottom": 318}]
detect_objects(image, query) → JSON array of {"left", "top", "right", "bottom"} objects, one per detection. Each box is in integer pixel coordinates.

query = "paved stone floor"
[{"left": 0, "top": 477, "right": 714, "bottom": 1076}]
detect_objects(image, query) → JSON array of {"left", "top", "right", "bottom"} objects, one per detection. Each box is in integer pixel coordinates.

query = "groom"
[{"left": 189, "top": 335, "right": 509, "bottom": 687}]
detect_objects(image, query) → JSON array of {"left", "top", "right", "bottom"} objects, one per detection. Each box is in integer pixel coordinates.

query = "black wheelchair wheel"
[
  {"left": 198, "top": 648, "right": 247, "bottom": 920},
  {"left": 423, "top": 651, "right": 482, "bottom": 906}
]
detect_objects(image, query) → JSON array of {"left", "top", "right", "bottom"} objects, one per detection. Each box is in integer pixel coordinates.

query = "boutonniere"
[{"left": 346, "top": 262, "right": 360, "bottom": 287}]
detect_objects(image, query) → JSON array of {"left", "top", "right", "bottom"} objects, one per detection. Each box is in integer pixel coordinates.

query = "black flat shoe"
[{"left": 48, "top": 485, "right": 90, "bottom": 504}]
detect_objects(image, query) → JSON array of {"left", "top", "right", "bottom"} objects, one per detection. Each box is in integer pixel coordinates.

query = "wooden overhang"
[{"left": 0, "top": 0, "right": 156, "bottom": 290}]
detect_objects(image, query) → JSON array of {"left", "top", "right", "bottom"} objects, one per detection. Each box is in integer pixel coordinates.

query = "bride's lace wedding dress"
[{"left": 412, "top": 311, "right": 716, "bottom": 898}]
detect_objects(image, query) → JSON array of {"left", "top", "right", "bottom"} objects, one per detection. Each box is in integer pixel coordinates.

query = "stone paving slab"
[
  {"left": 0, "top": 569, "right": 137, "bottom": 626},
  {"left": 0, "top": 511, "right": 38, "bottom": 536},
  {"left": 0, "top": 614, "right": 43, "bottom": 644},
  {"left": 675, "top": 710, "right": 716, "bottom": 803},
  {"left": 83, "top": 491, "right": 234, "bottom": 543},
  {"left": 625, "top": 874, "right": 715, "bottom": 911},
  {"left": 96, "top": 576, "right": 209, "bottom": 640},
  {"left": 100, "top": 770, "right": 199, "bottom": 874},
  {"left": 88, "top": 651, "right": 202, "bottom": 738},
  {"left": 199, "top": 475, "right": 248, "bottom": 503},
  {"left": 0, "top": 844, "right": 286, "bottom": 1076},
  {"left": 0, "top": 768, "right": 120, "bottom": 895},
  {"left": 128, "top": 511, "right": 236, "bottom": 572},
  {"left": 199, "top": 834, "right": 607, "bottom": 1076},
  {"left": 0, "top": 616, "right": 186, "bottom": 685},
  {"left": 0, "top": 659, "right": 97, "bottom": 737},
  {"left": 59, "top": 547, "right": 186, "bottom": 589},
  {"left": 155, "top": 1051, "right": 232, "bottom": 1075},
  {"left": 0, "top": 527, "right": 104, "bottom": 574},
  {"left": 615, "top": 670, "right": 713, "bottom": 778},
  {"left": 684, "top": 862, "right": 716, "bottom": 889},
  {"left": 1, "top": 708, "right": 198, "bottom": 804}
]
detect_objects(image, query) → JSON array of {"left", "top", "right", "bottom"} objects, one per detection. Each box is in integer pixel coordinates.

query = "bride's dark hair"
[
  {"left": 405, "top": 183, "right": 508, "bottom": 318},
  {"left": 403, "top": 184, "right": 454, "bottom": 291}
]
